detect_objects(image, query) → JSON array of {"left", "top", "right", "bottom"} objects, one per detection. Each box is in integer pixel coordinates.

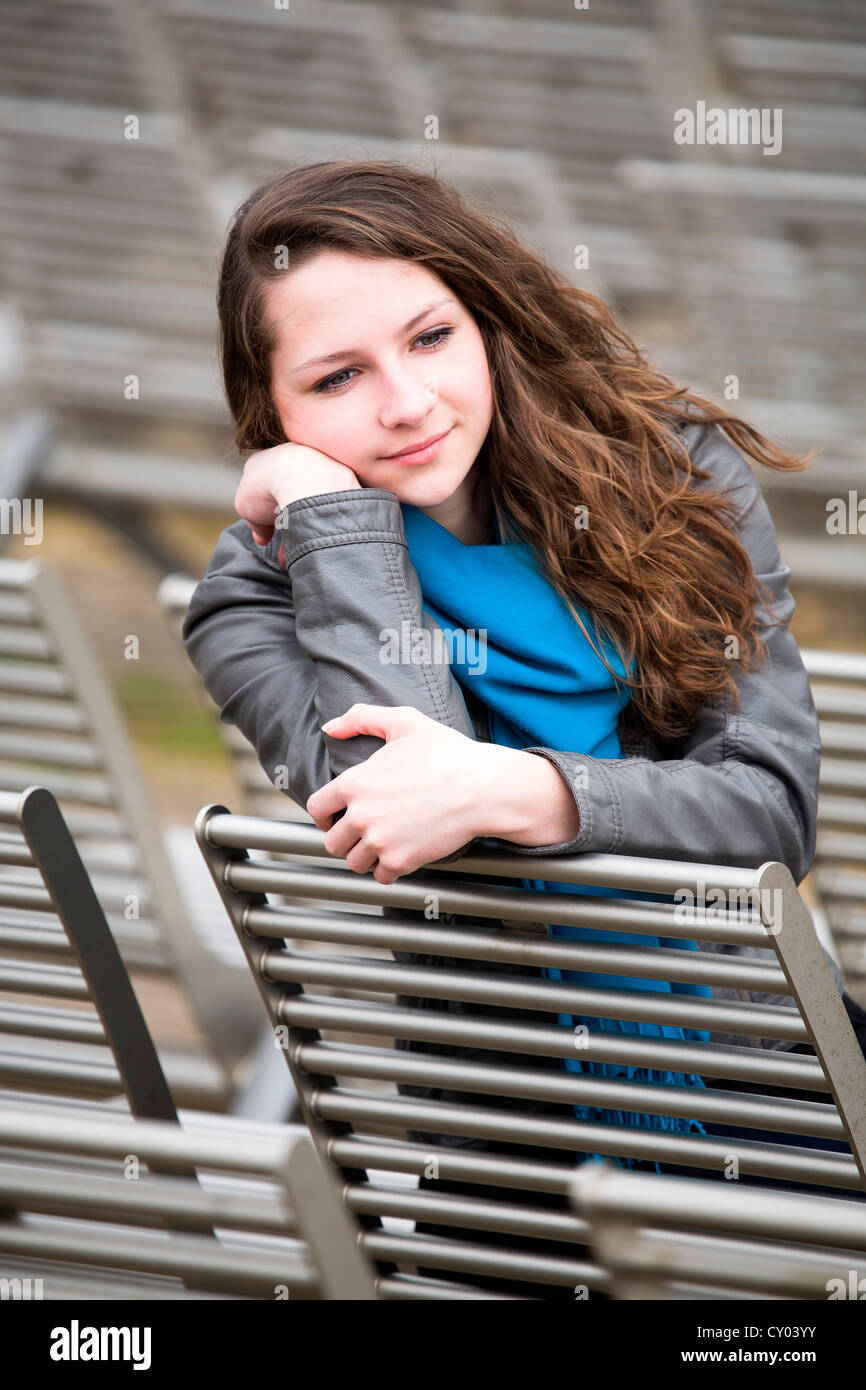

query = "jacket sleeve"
[
  {"left": 486, "top": 421, "right": 822, "bottom": 884},
  {"left": 181, "top": 489, "right": 479, "bottom": 820}
]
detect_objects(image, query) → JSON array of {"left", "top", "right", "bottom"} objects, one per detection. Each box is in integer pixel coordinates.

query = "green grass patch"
[{"left": 111, "top": 670, "right": 223, "bottom": 760}]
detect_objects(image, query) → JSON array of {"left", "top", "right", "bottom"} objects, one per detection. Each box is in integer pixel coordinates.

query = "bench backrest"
[
  {"left": 194, "top": 804, "right": 866, "bottom": 1299},
  {"left": 801, "top": 647, "right": 866, "bottom": 1002},
  {"left": 571, "top": 1161, "right": 866, "bottom": 1299},
  {"left": 0, "top": 784, "right": 176, "bottom": 1119},
  {"left": 0, "top": 557, "right": 260, "bottom": 1076},
  {"left": 0, "top": 1101, "right": 377, "bottom": 1299}
]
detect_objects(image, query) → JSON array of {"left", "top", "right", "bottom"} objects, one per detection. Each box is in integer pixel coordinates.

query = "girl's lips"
[{"left": 384, "top": 426, "right": 453, "bottom": 466}]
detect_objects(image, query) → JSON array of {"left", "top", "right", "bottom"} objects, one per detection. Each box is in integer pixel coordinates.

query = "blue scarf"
[{"left": 400, "top": 501, "right": 710, "bottom": 1172}]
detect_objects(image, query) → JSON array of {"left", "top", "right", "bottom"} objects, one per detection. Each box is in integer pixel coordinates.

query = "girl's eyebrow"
[{"left": 290, "top": 297, "right": 457, "bottom": 375}]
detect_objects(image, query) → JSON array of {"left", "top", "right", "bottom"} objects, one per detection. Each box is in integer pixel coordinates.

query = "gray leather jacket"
[
  {"left": 183, "top": 418, "right": 839, "bottom": 1092},
  {"left": 182, "top": 416, "right": 821, "bottom": 885}
]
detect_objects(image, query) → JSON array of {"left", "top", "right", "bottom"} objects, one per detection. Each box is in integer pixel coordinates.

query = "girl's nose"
[{"left": 379, "top": 370, "right": 439, "bottom": 429}]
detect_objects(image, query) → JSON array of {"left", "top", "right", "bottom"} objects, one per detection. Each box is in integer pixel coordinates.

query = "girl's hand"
[
  {"left": 305, "top": 704, "right": 515, "bottom": 885},
  {"left": 235, "top": 441, "right": 362, "bottom": 545}
]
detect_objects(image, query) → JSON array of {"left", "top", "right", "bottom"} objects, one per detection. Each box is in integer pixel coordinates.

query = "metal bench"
[
  {"left": 0, "top": 781, "right": 274, "bottom": 1273},
  {"left": 571, "top": 1160, "right": 866, "bottom": 1299},
  {"left": 0, "top": 784, "right": 177, "bottom": 1119},
  {"left": 193, "top": 805, "right": 866, "bottom": 1300},
  {"left": 0, "top": 1100, "right": 377, "bottom": 1300},
  {"left": 0, "top": 795, "right": 375, "bottom": 1298},
  {"left": 0, "top": 556, "right": 268, "bottom": 1106},
  {"left": 801, "top": 647, "right": 866, "bottom": 1003}
]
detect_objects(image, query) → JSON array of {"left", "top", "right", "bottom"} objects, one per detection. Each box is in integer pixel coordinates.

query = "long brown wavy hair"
[{"left": 216, "top": 158, "right": 816, "bottom": 742}]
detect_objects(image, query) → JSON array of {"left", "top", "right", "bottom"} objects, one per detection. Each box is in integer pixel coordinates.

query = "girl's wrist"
[
  {"left": 467, "top": 745, "right": 581, "bottom": 847},
  {"left": 273, "top": 464, "right": 362, "bottom": 512}
]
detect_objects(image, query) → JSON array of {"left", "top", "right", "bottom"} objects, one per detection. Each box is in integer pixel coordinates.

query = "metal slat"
[
  {"left": 0, "top": 1164, "right": 293, "bottom": 1235},
  {"left": 595, "top": 1226, "right": 866, "bottom": 1298},
  {"left": 0, "top": 764, "right": 115, "bottom": 805},
  {"left": 816, "top": 794, "right": 866, "bottom": 828},
  {"left": 282, "top": 995, "right": 828, "bottom": 1090},
  {"left": 207, "top": 813, "right": 764, "bottom": 896},
  {"left": 362, "top": 1230, "right": 602, "bottom": 1290},
  {"left": 0, "top": 732, "right": 103, "bottom": 769},
  {"left": 246, "top": 904, "right": 782, "bottom": 972},
  {"left": 0, "top": 921, "right": 73, "bottom": 955},
  {"left": 0, "top": 627, "right": 54, "bottom": 658},
  {"left": 235, "top": 860, "right": 774, "bottom": 944},
  {"left": 314, "top": 1087, "right": 861, "bottom": 1189},
  {"left": 0, "top": 663, "right": 70, "bottom": 696},
  {"left": 0, "top": 595, "right": 36, "bottom": 625},
  {"left": 0, "top": 696, "right": 87, "bottom": 733},
  {"left": 378, "top": 1274, "right": 521, "bottom": 1300},
  {"left": 574, "top": 1162, "right": 866, "bottom": 1246},
  {"left": 0, "top": 1050, "right": 121, "bottom": 1093},
  {"left": 819, "top": 721, "right": 866, "bottom": 754},
  {"left": 820, "top": 758, "right": 866, "bottom": 793},
  {"left": 0, "top": 1002, "right": 105, "bottom": 1043},
  {"left": 263, "top": 946, "right": 807, "bottom": 1041},
  {"left": 296, "top": 1040, "right": 844, "bottom": 1139},
  {"left": 0, "top": 876, "right": 55, "bottom": 912},
  {"left": 331, "top": 1134, "right": 575, "bottom": 1196},
  {"left": 802, "top": 650, "right": 866, "bottom": 683},
  {"left": 811, "top": 690, "right": 866, "bottom": 720},
  {"left": 0, "top": 1224, "right": 317, "bottom": 1298},
  {"left": 815, "top": 869, "right": 866, "bottom": 902},
  {"left": 0, "top": 837, "right": 34, "bottom": 867},
  {"left": 0, "top": 958, "right": 90, "bottom": 998},
  {"left": 817, "top": 830, "right": 866, "bottom": 863},
  {"left": 348, "top": 1180, "right": 590, "bottom": 1242}
]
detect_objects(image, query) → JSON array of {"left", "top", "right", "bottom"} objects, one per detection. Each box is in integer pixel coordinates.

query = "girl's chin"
[
  {"left": 386, "top": 484, "right": 459, "bottom": 508},
  {"left": 373, "top": 464, "right": 472, "bottom": 505}
]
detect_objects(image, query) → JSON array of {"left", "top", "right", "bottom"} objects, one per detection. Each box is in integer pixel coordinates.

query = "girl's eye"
[
  {"left": 413, "top": 327, "right": 453, "bottom": 349},
  {"left": 313, "top": 367, "right": 356, "bottom": 395},
  {"left": 312, "top": 325, "right": 455, "bottom": 394}
]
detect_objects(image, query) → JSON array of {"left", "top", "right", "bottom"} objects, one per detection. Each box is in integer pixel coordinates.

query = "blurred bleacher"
[{"left": 0, "top": 0, "right": 862, "bottom": 583}]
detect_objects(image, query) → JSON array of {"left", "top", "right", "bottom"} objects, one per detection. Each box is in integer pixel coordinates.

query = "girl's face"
[{"left": 264, "top": 250, "right": 495, "bottom": 517}]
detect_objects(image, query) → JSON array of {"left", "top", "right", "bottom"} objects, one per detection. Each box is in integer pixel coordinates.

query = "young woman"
[{"left": 183, "top": 159, "right": 857, "bottom": 1297}]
